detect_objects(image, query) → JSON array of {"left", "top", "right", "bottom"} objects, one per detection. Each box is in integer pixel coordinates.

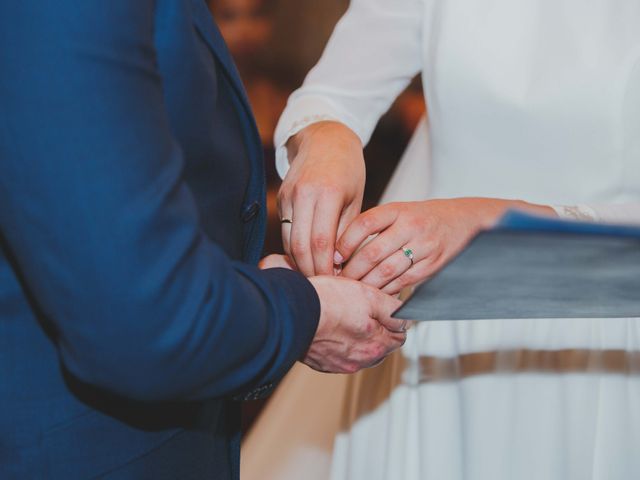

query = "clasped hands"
[{"left": 263, "top": 121, "right": 555, "bottom": 375}]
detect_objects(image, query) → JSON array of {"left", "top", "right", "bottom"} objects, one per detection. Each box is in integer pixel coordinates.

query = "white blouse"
[
  {"left": 274, "top": 0, "right": 640, "bottom": 224},
  {"left": 258, "top": 6, "right": 640, "bottom": 480}
]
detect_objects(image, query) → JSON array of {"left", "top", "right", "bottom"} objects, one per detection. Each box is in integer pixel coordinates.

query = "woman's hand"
[
  {"left": 335, "top": 198, "right": 556, "bottom": 294},
  {"left": 278, "top": 121, "right": 365, "bottom": 277}
]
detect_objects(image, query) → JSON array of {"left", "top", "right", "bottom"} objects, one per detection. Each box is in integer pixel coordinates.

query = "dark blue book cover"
[{"left": 393, "top": 211, "right": 640, "bottom": 321}]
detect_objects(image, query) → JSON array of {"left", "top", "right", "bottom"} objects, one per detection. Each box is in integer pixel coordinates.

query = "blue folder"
[{"left": 393, "top": 211, "right": 640, "bottom": 321}]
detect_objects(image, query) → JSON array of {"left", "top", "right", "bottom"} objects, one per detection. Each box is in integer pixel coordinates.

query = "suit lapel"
[
  {"left": 190, "top": 0, "right": 266, "bottom": 264},
  {"left": 190, "top": 0, "right": 257, "bottom": 134}
]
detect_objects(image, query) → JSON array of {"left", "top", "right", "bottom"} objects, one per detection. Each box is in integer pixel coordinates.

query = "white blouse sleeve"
[
  {"left": 552, "top": 204, "right": 640, "bottom": 225},
  {"left": 274, "top": 0, "right": 425, "bottom": 177}
]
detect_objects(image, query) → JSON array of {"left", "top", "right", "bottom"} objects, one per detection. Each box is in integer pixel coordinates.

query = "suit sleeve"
[{"left": 0, "top": 1, "right": 319, "bottom": 402}]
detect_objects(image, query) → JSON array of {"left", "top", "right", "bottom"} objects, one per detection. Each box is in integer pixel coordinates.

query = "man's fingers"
[
  {"left": 365, "top": 285, "right": 406, "bottom": 333},
  {"left": 364, "top": 326, "right": 407, "bottom": 368},
  {"left": 310, "top": 196, "right": 343, "bottom": 275},
  {"left": 336, "top": 205, "right": 398, "bottom": 263},
  {"left": 383, "top": 329, "right": 408, "bottom": 354},
  {"left": 348, "top": 325, "right": 404, "bottom": 369}
]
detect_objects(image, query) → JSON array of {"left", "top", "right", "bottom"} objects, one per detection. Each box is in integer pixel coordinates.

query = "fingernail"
[{"left": 333, "top": 251, "right": 344, "bottom": 264}]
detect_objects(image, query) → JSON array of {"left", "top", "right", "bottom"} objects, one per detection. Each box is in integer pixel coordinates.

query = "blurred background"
[{"left": 207, "top": 0, "right": 426, "bottom": 429}]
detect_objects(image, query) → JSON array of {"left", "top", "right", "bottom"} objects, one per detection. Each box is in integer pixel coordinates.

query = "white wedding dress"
[{"left": 242, "top": 1, "right": 640, "bottom": 479}]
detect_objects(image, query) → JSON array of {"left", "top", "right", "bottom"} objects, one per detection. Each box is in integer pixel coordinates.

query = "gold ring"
[{"left": 280, "top": 218, "right": 293, "bottom": 224}]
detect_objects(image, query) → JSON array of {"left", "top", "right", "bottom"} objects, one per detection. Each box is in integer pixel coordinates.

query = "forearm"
[
  {"left": 49, "top": 253, "right": 320, "bottom": 402},
  {"left": 274, "top": 0, "right": 424, "bottom": 177}
]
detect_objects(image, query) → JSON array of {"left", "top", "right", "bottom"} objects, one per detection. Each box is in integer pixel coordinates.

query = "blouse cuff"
[
  {"left": 552, "top": 203, "right": 640, "bottom": 225},
  {"left": 274, "top": 94, "right": 366, "bottom": 178},
  {"left": 551, "top": 204, "right": 600, "bottom": 222}
]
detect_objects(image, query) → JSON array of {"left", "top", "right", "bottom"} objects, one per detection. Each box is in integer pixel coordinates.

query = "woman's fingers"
[
  {"left": 336, "top": 205, "right": 399, "bottom": 263},
  {"left": 362, "top": 239, "right": 443, "bottom": 289},
  {"left": 288, "top": 192, "right": 316, "bottom": 276},
  {"left": 284, "top": 190, "right": 352, "bottom": 277},
  {"left": 381, "top": 251, "right": 445, "bottom": 295},
  {"left": 279, "top": 195, "right": 294, "bottom": 261},
  {"left": 310, "top": 195, "right": 344, "bottom": 275},
  {"left": 340, "top": 226, "right": 410, "bottom": 280},
  {"left": 359, "top": 249, "right": 414, "bottom": 289},
  {"left": 277, "top": 122, "right": 367, "bottom": 277}
]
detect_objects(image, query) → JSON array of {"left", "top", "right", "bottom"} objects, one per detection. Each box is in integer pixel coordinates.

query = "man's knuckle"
[
  {"left": 359, "top": 319, "right": 374, "bottom": 336},
  {"left": 358, "top": 283, "right": 375, "bottom": 302},
  {"left": 371, "top": 343, "right": 387, "bottom": 360},
  {"left": 344, "top": 362, "right": 360, "bottom": 374}
]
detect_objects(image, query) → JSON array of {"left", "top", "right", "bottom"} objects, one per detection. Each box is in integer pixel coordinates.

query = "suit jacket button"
[{"left": 242, "top": 201, "right": 260, "bottom": 223}]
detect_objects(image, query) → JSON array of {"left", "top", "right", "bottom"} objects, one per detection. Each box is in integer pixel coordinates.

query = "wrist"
[
  {"left": 286, "top": 121, "right": 362, "bottom": 164},
  {"left": 307, "top": 276, "right": 331, "bottom": 334},
  {"left": 487, "top": 199, "right": 557, "bottom": 227},
  {"left": 457, "top": 198, "right": 557, "bottom": 230},
  {"left": 509, "top": 200, "right": 558, "bottom": 218}
]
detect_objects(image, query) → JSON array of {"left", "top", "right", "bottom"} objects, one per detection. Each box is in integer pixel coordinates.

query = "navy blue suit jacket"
[{"left": 0, "top": 1, "right": 320, "bottom": 478}]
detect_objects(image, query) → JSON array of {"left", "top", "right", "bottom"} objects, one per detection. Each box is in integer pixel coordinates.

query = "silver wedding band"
[{"left": 280, "top": 218, "right": 293, "bottom": 225}]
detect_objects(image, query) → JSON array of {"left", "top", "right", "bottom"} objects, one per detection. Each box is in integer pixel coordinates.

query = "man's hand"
[
  {"left": 259, "top": 255, "right": 406, "bottom": 373},
  {"left": 278, "top": 121, "right": 365, "bottom": 277},
  {"left": 303, "top": 276, "right": 406, "bottom": 374}
]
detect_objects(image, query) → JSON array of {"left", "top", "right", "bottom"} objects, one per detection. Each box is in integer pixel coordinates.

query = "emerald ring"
[{"left": 401, "top": 246, "right": 414, "bottom": 266}]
